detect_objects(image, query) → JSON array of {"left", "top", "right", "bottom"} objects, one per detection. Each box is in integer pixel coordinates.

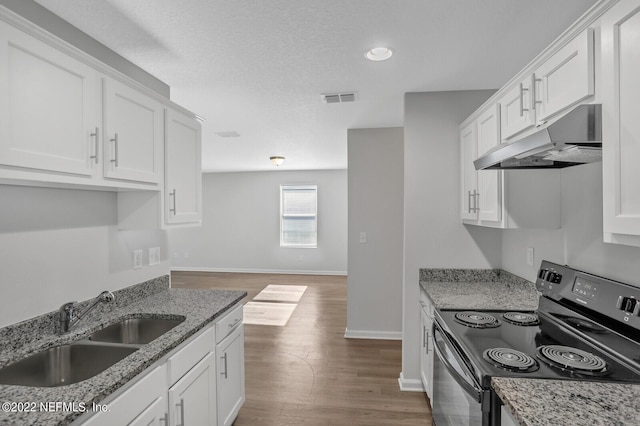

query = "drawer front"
[
  {"left": 167, "top": 326, "right": 215, "bottom": 386},
  {"left": 216, "top": 304, "right": 243, "bottom": 343}
]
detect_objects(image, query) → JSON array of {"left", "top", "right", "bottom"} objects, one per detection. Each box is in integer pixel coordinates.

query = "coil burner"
[
  {"left": 454, "top": 311, "right": 500, "bottom": 328},
  {"left": 536, "top": 345, "right": 610, "bottom": 376},
  {"left": 502, "top": 312, "right": 540, "bottom": 326},
  {"left": 483, "top": 348, "right": 539, "bottom": 372}
]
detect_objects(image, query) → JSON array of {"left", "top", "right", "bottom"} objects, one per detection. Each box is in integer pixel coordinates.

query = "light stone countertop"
[
  {"left": 492, "top": 377, "right": 640, "bottom": 426},
  {"left": 419, "top": 268, "right": 539, "bottom": 311},
  {"left": 0, "top": 276, "right": 246, "bottom": 426}
]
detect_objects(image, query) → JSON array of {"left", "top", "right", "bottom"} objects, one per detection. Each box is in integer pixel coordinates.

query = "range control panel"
[{"left": 536, "top": 261, "right": 640, "bottom": 329}]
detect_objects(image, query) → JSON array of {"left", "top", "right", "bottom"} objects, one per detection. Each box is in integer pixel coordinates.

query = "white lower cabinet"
[
  {"left": 168, "top": 353, "right": 216, "bottom": 426},
  {"left": 215, "top": 305, "right": 245, "bottom": 426},
  {"left": 80, "top": 365, "right": 167, "bottom": 426},
  {"left": 76, "top": 303, "right": 245, "bottom": 426},
  {"left": 419, "top": 291, "right": 434, "bottom": 400}
]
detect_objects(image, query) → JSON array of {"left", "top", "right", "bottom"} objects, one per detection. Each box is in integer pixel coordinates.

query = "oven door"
[{"left": 432, "top": 320, "right": 487, "bottom": 426}]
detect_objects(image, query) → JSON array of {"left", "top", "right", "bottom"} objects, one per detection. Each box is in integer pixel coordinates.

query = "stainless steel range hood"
[{"left": 473, "top": 104, "right": 602, "bottom": 170}]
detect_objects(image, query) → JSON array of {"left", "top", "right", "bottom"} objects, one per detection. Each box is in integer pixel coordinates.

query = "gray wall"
[
  {"left": 0, "top": 185, "right": 169, "bottom": 328},
  {"left": 401, "top": 90, "right": 500, "bottom": 388},
  {"left": 502, "top": 162, "right": 640, "bottom": 286},
  {"left": 167, "top": 170, "right": 348, "bottom": 274},
  {"left": 346, "top": 127, "right": 404, "bottom": 339}
]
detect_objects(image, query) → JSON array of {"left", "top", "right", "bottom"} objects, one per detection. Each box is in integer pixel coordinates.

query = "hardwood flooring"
[{"left": 171, "top": 271, "right": 432, "bottom": 426}]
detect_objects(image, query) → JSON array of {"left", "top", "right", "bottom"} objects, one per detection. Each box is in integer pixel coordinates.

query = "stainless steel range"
[{"left": 431, "top": 260, "right": 640, "bottom": 426}]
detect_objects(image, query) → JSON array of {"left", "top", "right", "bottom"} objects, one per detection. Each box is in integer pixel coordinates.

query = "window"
[{"left": 280, "top": 185, "right": 317, "bottom": 248}]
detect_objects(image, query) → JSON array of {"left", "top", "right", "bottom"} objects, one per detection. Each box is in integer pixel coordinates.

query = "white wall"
[
  {"left": 400, "top": 90, "right": 500, "bottom": 389},
  {"left": 167, "top": 170, "right": 347, "bottom": 275},
  {"left": 502, "top": 162, "right": 640, "bottom": 287},
  {"left": 0, "top": 185, "right": 169, "bottom": 328},
  {"left": 346, "top": 127, "right": 404, "bottom": 340}
]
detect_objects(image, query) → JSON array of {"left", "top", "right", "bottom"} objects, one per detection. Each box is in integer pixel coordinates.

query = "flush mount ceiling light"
[
  {"left": 365, "top": 47, "right": 393, "bottom": 61},
  {"left": 270, "top": 156, "right": 285, "bottom": 167}
]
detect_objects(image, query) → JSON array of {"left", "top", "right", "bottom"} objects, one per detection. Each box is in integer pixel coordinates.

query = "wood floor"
[{"left": 171, "top": 271, "right": 433, "bottom": 426}]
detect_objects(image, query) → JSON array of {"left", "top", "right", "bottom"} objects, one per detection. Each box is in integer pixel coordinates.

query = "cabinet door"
[
  {"left": 168, "top": 352, "right": 216, "bottom": 426},
  {"left": 419, "top": 307, "right": 434, "bottom": 400},
  {"left": 0, "top": 21, "right": 100, "bottom": 176},
  {"left": 103, "top": 78, "right": 163, "bottom": 184},
  {"left": 165, "top": 109, "right": 202, "bottom": 225},
  {"left": 129, "top": 396, "right": 168, "bottom": 426},
  {"left": 216, "top": 325, "right": 245, "bottom": 426},
  {"left": 476, "top": 105, "right": 502, "bottom": 223},
  {"left": 602, "top": 0, "right": 640, "bottom": 241},
  {"left": 460, "top": 122, "right": 478, "bottom": 221},
  {"left": 500, "top": 75, "right": 535, "bottom": 140},
  {"left": 533, "top": 28, "right": 595, "bottom": 123}
]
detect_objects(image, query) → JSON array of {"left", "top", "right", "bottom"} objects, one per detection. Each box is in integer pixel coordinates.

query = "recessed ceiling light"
[{"left": 365, "top": 47, "right": 393, "bottom": 61}]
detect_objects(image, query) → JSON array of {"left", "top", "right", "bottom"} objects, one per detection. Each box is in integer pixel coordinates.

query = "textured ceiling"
[{"left": 35, "top": 0, "right": 597, "bottom": 172}]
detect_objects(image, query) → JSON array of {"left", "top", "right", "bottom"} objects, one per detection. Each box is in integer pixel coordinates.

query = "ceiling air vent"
[{"left": 321, "top": 92, "right": 358, "bottom": 104}]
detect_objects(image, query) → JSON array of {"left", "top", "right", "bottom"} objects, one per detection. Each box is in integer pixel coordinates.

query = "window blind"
[{"left": 280, "top": 185, "right": 317, "bottom": 247}]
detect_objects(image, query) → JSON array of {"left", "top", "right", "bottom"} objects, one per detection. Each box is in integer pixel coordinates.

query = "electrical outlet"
[
  {"left": 526, "top": 247, "right": 535, "bottom": 267},
  {"left": 133, "top": 250, "right": 143, "bottom": 269},
  {"left": 149, "top": 247, "right": 160, "bottom": 266}
]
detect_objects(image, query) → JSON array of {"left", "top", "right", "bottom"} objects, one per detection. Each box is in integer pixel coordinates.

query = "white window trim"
[{"left": 280, "top": 184, "right": 318, "bottom": 248}]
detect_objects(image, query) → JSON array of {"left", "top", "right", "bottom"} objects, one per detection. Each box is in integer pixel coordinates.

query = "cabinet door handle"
[
  {"left": 467, "top": 190, "right": 473, "bottom": 214},
  {"left": 519, "top": 83, "right": 530, "bottom": 117},
  {"left": 425, "top": 330, "right": 430, "bottom": 354},
  {"left": 422, "top": 325, "right": 427, "bottom": 348},
  {"left": 228, "top": 318, "right": 242, "bottom": 328},
  {"left": 176, "top": 399, "right": 185, "bottom": 426},
  {"left": 159, "top": 412, "right": 169, "bottom": 424},
  {"left": 532, "top": 77, "right": 543, "bottom": 110},
  {"left": 110, "top": 133, "right": 119, "bottom": 167},
  {"left": 169, "top": 189, "right": 177, "bottom": 214},
  {"left": 221, "top": 352, "right": 228, "bottom": 379},
  {"left": 474, "top": 191, "right": 480, "bottom": 213},
  {"left": 90, "top": 127, "right": 99, "bottom": 164}
]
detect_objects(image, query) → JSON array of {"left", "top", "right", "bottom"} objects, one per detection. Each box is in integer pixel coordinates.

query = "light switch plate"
[
  {"left": 526, "top": 247, "right": 535, "bottom": 266},
  {"left": 149, "top": 247, "right": 160, "bottom": 266},
  {"left": 133, "top": 250, "right": 143, "bottom": 269}
]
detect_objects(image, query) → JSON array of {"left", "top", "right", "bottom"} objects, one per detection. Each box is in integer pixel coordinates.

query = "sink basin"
[
  {"left": 88, "top": 317, "right": 185, "bottom": 344},
  {"left": 0, "top": 342, "right": 138, "bottom": 387}
]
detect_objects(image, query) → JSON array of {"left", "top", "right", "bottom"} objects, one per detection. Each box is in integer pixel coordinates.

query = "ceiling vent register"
[{"left": 321, "top": 92, "right": 358, "bottom": 104}]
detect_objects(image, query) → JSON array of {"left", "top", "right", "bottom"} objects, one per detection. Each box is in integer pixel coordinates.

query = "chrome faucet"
[{"left": 59, "top": 290, "right": 115, "bottom": 333}]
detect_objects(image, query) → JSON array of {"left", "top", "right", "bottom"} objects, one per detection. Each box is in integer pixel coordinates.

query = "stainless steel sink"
[
  {"left": 0, "top": 342, "right": 138, "bottom": 387},
  {"left": 88, "top": 317, "right": 185, "bottom": 344}
]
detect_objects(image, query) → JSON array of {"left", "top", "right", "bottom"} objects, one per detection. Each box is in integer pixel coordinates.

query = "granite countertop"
[
  {"left": 419, "top": 268, "right": 539, "bottom": 311},
  {"left": 0, "top": 276, "right": 246, "bottom": 426},
  {"left": 492, "top": 377, "right": 640, "bottom": 426}
]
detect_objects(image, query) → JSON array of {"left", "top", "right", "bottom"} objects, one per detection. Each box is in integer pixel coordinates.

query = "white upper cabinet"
[
  {"left": 0, "top": 20, "right": 100, "bottom": 177},
  {"left": 476, "top": 105, "right": 502, "bottom": 223},
  {"left": 500, "top": 75, "right": 535, "bottom": 140},
  {"left": 533, "top": 28, "right": 595, "bottom": 123},
  {"left": 165, "top": 108, "right": 202, "bottom": 226},
  {"left": 601, "top": 0, "right": 640, "bottom": 246},
  {"left": 499, "top": 28, "right": 595, "bottom": 142},
  {"left": 460, "top": 121, "right": 478, "bottom": 221},
  {"left": 103, "top": 78, "right": 164, "bottom": 184}
]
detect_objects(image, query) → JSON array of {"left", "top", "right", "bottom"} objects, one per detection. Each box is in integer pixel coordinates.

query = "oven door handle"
[{"left": 432, "top": 321, "right": 483, "bottom": 402}]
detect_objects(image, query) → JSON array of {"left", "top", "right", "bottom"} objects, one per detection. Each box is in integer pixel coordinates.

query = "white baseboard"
[
  {"left": 170, "top": 266, "right": 347, "bottom": 276},
  {"left": 344, "top": 328, "right": 402, "bottom": 340},
  {"left": 397, "top": 372, "right": 425, "bottom": 392}
]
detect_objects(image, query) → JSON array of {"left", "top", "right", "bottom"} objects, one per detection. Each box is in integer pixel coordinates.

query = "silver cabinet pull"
[
  {"left": 221, "top": 353, "right": 228, "bottom": 379},
  {"left": 423, "top": 325, "right": 427, "bottom": 348},
  {"left": 169, "top": 189, "right": 177, "bottom": 214},
  {"left": 228, "top": 318, "right": 242, "bottom": 328},
  {"left": 532, "top": 77, "right": 543, "bottom": 110},
  {"left": 474, "top": 191, "right": 480, "bottom": 213},
  {"left": 425, "top": 330, "right": 430, "bottom": 354},
  {"left": 467, "top": 190, "right": 473, "bottom": 214},
  {"left": 90, "top": 127, "right": 99, "bottom": 164},
  {"left": 519, "top": 83, "right": 530, "bottom": 117},
  {"left": 159, "top": 412, "right": 169, "bottom": 424},
  {"left": 110, "top": 133, "right": 119, "bottom": 167},
  {"left": 176, "top": 399, "right": 185, "bottom": 426}
]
